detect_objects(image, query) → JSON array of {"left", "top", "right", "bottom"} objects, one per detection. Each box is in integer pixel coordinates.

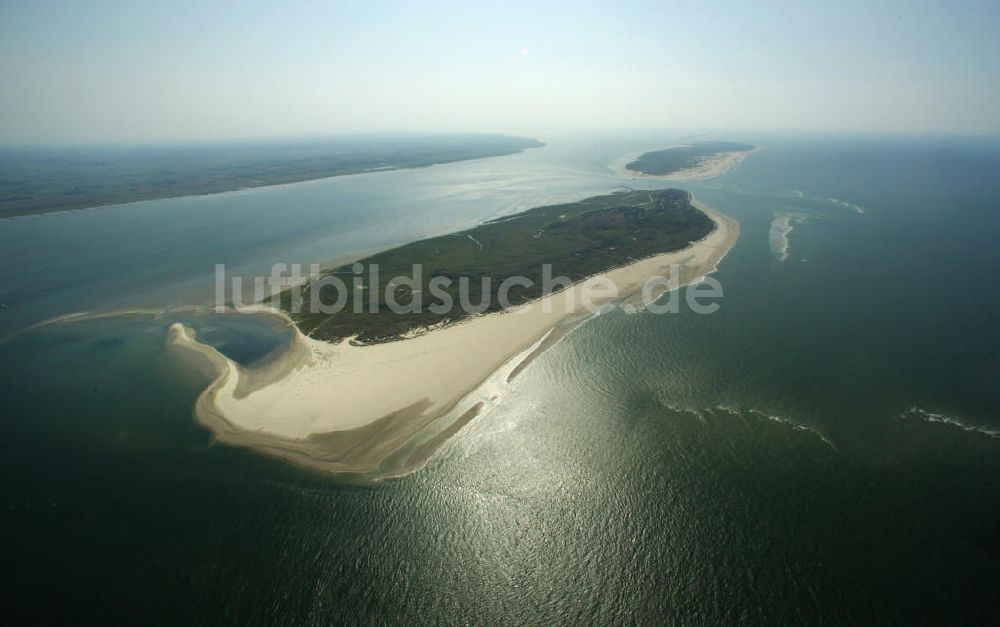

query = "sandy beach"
[
  {"left": 615, "top": 148, "right": 754, "bottom": 181},
  {"left": 168, "top": 200, "right": 740, "bottom": 478}
]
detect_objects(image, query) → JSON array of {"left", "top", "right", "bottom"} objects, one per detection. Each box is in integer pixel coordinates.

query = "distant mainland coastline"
[{"left": 0, "top": 134, "right": 544, "bottom": 217}]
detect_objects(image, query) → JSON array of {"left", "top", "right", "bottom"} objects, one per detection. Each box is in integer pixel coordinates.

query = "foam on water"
[
  {"left": 768, "top": 211, "right": 807, "bottom": 262},
  {"left": 660, "top": 402, "right": 837, "bottom": 451},
  {"left": 824, "top": 197, "right": 865, "bottom": 215},
  {"left": 718, "top": 405, "right": 838, "bottom": 450},
  {"left": 901, "top": 406, "right": 1000, "bottom": 440}
]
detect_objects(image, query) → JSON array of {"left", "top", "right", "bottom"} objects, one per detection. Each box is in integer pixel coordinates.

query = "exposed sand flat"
[
  {"left": 769, "top": 212, "right": 795, "bottom": 262},
  {"left": 168, "top": 201, "right": 740, "bottom": 477}
]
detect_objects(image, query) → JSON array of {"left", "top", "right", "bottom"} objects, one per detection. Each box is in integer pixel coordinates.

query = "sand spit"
[
  {"left": 168, "top": 202, "right": 740, "bottom": 478},
  {"left": 0, "top": 305, "right": 214, "bottom": 347}
]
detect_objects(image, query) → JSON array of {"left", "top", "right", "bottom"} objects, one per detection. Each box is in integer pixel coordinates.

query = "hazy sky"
[{"left": 1, "top": 0, "right": 998, "bottom": 144}]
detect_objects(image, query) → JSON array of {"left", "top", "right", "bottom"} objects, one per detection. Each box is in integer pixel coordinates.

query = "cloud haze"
[{"left": 1, "top": 0, "right": 998, "bottom": 143}]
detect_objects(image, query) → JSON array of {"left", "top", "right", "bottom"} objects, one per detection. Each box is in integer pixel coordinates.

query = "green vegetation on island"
[
  {"left": 627, "top": 141, "right": 754, "bottom": 176},
  {"left": 0, "top": 134, "right": 543, "bottom": 217},
  {"left": 280, "top": 188, "right": 714, "bottom": 343}
]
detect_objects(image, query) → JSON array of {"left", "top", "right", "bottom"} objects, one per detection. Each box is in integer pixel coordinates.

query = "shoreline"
[
  {"left": 614, "top": 148, "right": 756, "bottom": 181},
  {"left": 1, "top": 138, "right": 545, "bottom": 219},
  {"left": 168, "top": 200, "right": 740, "bottom": 479}
]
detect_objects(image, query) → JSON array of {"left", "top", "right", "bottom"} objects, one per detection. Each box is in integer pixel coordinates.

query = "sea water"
[{"left": 1, "top": 132, "right": 998, "bottom": 622}]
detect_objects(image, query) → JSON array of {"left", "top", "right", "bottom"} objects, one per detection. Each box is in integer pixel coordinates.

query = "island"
[
  {"left": 168, "top": 188, "right": 740, "bottom": 479},
  {"left": 285, "top": 188, "right": 714, "bottom": 344},
  {"left": 0, "top": 134, "right": 544, "bottom": 217},
  {"left": 625, "top": 141, "right": 754, "bottom": 180}
]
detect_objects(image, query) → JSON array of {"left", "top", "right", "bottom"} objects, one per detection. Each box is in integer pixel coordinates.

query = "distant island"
[
  {"left": 171, "top": 189, "right": 740, "bottom": 477},
  {"left": 625, "top": 141, "right": 754, "bottom": 180},
  {"left": 0, "top": 134, "right": 544, "bottom": 217},
  {"left": 282, "top": 188, "right": 715, "bottom": 343}
]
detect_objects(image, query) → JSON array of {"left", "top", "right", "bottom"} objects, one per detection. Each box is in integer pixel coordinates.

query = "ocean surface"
[{"left": 1, "top": 132, "right": 998, "bottom": 624}]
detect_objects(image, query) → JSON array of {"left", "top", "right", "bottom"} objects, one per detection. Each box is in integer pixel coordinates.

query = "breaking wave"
[
  {"left": 824, "top": 197, "right": 865, "bottom": 215},
  {"left": 783, "top": 189, "right": 865, "bottom": 215},
  {"left": 659, "top": 402, "right": 837, "bottom": 451},
  {"left": 769, "top": 211, "right": 807, "bottom": 262},
  {"left": 901, "top": 406, "right": 1000, "bottom": 440}
]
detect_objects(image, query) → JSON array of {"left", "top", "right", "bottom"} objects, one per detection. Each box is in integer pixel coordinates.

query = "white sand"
[
  {"left": 616, "top": 148, "right": 755, "bottom": 181},
  {"left": 168, "top": 201, "right": 740, "bottom": 474}
]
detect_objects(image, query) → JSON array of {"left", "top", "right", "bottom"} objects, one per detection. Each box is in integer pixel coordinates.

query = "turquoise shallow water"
[{"left": 1, "top": 134, "right": 999, "bottom": 623}]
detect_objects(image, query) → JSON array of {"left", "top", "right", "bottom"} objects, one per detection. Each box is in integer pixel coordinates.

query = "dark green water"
[{"left": 1, "top": 135, "right": 998, "bottom": 623}]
